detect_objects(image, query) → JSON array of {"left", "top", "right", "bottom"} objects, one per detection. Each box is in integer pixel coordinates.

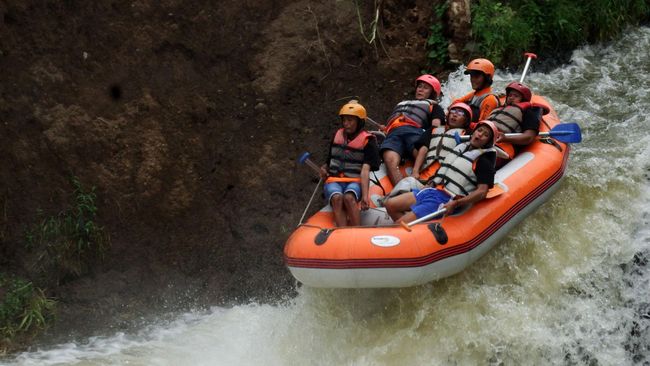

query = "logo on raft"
[{"left": 370, "top": 235, "right": 401, "bottom": 247}]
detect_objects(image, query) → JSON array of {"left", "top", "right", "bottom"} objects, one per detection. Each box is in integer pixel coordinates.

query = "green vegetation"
[
  {"left": 426, "top": 2, "right": 450, "bottom": 68},
  {"left": 0, "top": 274, "right": 56, "bottom": 342},
  {"left": 26, "top": 177, "right": 109, "bottom": 284},
  {"left": 470, "top": 0, "right": 649, "bottom": 65}
]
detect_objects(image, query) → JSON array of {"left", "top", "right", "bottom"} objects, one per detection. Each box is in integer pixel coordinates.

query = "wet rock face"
[
  {"left": 0, "top": 0, "right": 447, "bottom": 342},
  {"left": 446, "top": 0, "right": 472, "bottom": 64}
]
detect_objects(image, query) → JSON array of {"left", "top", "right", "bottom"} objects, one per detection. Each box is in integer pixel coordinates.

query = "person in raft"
[
  {"left": 383, "top": 121, "right": 498, "bottom": 224},
  {"left": 410, "top": 102, "right": 473, "bottom": 181},
  {"left": 487, "top": 81, "right": 546, "bottom": 162},
  {"left": 453, "top": 58, "right": 500, "bottom": 123},
  {"left": 378, "top": 74, "right": 446, "bottom": 186},
  {"left": 375, "top": 102, "right": 473, "bottom": 207},
  {"left": 319, "top": 101, "right": 380, "bottom": 227}
]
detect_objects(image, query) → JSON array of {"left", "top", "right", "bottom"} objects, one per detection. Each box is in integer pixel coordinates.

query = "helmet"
[
  {"left": 339, "top": 102, "right": 367, "bottom": 120},
  {"left": 448, "top": 102, "right": 473, "bottom": 126},
  {"left": 464, "top": 58, "right": 495, "bottom": 80},
  {"left": 415, "top": 74, "right": 442, "bottom": 98},
  {"left": 339, "top": 102, "right": 367, "bottom": 130},
  {"left": 505, "top": 81, "right": 532, "bottom": 102},
  {"left": 474, "top": 120, "right": 499, "bottom": 147}
]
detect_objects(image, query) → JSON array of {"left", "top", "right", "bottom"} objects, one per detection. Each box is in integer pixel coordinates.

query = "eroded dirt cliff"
[{"left": 0, "top": 0, "right": 450, "bottom": 341}]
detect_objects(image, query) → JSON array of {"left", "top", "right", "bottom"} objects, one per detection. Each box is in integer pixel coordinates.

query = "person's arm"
[
  {"left": 453, "top": 92, "right": 473, "bottom": 104},
  {"left": 319, "top": 164, "right": 329, "bottom": 179},
  {"left": 363, "top": 138, "right": 381, "bottom": 171},
  {"left": 360, "top": 163, "right": 371, "bottom": 210},
  {"left": 497, "top": 129, "right": 537, "bottom": 145},
  {"left": 442, "top": 184, "right": 489, "bottom": 212},
  {"left": 430, "top": 104, "right": 445, "bottom": 128}
]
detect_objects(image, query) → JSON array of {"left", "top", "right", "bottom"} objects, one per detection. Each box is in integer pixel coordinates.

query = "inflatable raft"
[{"left": 284, "top": 95, "right": 575, "bottom": 288}]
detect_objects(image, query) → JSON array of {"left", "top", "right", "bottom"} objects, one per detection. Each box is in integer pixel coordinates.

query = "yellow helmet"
[{"left": 338, "top": 102, "right": 367, "bottom": 121}]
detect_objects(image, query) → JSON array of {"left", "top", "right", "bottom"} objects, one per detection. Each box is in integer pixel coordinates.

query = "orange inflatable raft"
[{"left": 284, "top": 96, "right": 575, "bottom": 288}]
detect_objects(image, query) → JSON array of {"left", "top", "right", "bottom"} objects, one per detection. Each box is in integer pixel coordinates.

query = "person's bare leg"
[
  {"left": 383, "top": 150, "right": 403, "bottom": 186},
  {"left": 396, "top": 211, "right": 417, "bottom": 224},
  {"left": 384, "top": 192, "right": 416, "bottom": 221},
  {"left": 330, "top": 194, "right": 347, "bottom": 227},
  {"left": 343, "top": 193, "right": 360, "bottom": 226}
]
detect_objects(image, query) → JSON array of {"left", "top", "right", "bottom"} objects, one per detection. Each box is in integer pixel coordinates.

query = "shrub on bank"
[
  {"left": 25, "top": 177, "right": 110, "bottom": 285},
  {"left": 428, "top": 0, "right": 650, "bottom": 67},
  {"left": 0, "top": 274, "right": 56, "bottom": 347}
]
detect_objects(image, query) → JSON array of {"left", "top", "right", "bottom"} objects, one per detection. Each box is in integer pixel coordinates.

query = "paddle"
[
  {"left": 366, "top": 117, "right": 385, "bottom": 131},
  {"left": 454, "top": 123, "right": 582, "bottom": 144},
  {"left": 298, "top": 152, "right": 322, "bottom": 175},
  {"left": 520, "top": 52, "right": 537, "bottom": 83},
  {"left": 399, "top": 182, "right": 505, "bottom": 236},
  {"left": 400, "top": 207, "right": 447, "bottom": 232},
  {"left": 297, "top": 152, "right": 324, "bottom": 225}
]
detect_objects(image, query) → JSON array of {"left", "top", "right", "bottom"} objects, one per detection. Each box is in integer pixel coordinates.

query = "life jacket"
[
  {"left": 430, "top": 142, "right": 496, "bottom": 197},
  {"left": 467, "top": 92, "right": 500, "bottom": 122},
  {"left": 487, "top": 102, "right": 531, "bottom": 133},
  {"left": 326, "top": 129, "right": 373, "bottom": 183},
  {"left": 385, "top": 99, "right": 435, "bottom": 133},
  {"left": 423, "top": 127, "right": 465, "bottom": 169}
]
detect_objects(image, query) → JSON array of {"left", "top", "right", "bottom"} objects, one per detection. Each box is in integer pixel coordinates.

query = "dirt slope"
[{"left": 0, "top": 0, "right": 446, "bottom": 341}]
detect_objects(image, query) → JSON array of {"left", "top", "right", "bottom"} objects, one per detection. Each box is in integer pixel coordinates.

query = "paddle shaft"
[
  {"left": 457, "top": 123, "right": 581, "bottom": 144},
  {"left": 366, "top": 117, "right": 385, "bottom": 131},
  {"left": 406, "top": 207, "right": 447, "bottom": 227},
  {"left": 519, "top": 52, "right": 537, "bottom": 83},
  {"left": 303, "top": 158, "right": 321, "bottom": 174}
]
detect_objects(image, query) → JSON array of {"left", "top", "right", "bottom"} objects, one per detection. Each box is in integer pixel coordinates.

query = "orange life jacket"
[{"left": 326, "top": 129, "right": 373, "bottom": 183}]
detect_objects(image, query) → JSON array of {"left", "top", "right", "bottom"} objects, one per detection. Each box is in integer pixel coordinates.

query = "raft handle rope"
[{"left": 370, "top": 170, "right": 386, "bottom": 196}]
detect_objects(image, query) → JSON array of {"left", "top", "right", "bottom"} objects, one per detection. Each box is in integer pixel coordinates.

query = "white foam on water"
[{"left": 6, "top": 26, "right": 650, "bottom": 366}]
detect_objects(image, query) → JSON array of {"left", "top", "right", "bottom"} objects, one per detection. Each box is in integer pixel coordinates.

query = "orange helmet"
[
  {"left": 339, "top": 102, "right": 367, "bottom": 121},
  {"left": 474, "top": 120, "right": 499, "bottom": 147},
  {"left": 464, "top": 58, "right": 495, "bottom": 80},
  {"left": 505, "top": 81, "right": 532, "bottom": 102},
  {"left": 415, "top": 74, "right": 442, "bottom": 98},
  {"left": 448, "top": 102, "right": 473, "bottom": 125}
]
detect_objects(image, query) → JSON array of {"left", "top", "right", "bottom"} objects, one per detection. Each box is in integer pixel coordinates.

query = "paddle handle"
[
  {"left": 519, "top": 52, "right": 537, "bottom": 83},
  {"left": 298, "top": 152, "right": 322, "bottom": 174}
]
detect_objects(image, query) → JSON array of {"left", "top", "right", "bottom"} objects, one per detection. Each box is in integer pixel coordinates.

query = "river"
[{"left": 5, "top": 26, "right": 650, "bottom": 366}]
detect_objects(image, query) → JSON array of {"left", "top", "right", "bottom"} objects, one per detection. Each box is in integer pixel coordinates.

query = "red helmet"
[
  {"left": 415, "top": 74, "right": 441, "bottom": 98},
  {"left": 448, "top": 102, "right": 473, "bottom": 125},
  {"left": 505, "top": 81, "right": 532, "bottom": 102},
  {"left": 474, "top": 120, "right": 499, "bottom": 147},
  {"left": 464, "top": 58, "right": 495, "bottom": 80}
]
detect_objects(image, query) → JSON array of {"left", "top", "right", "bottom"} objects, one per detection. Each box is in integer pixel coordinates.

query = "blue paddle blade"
[
  {"left": 298, "top": 152, "right": 311, "bottom": 164},
  {"left": 549, "top": 123, "right": 582, "bottom": 143}
]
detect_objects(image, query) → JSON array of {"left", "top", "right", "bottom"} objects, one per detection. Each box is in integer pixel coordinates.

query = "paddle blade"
[
  {"left": 486, "top": 183, "right": 505, "bottom": 199},
  {"left": 549, "top": 123, "right": 582, "bottom": 143}
]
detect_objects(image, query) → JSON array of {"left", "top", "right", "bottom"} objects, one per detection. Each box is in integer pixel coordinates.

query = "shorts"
[
  {"left": 410, "top": 187, "right": 452, "bottom": 219},
  {"left": 379, "top": 126, "right": 424, "bottom": 159},
  {"left": 324, "top": 181, "right": 361, "bottom": 203}
]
